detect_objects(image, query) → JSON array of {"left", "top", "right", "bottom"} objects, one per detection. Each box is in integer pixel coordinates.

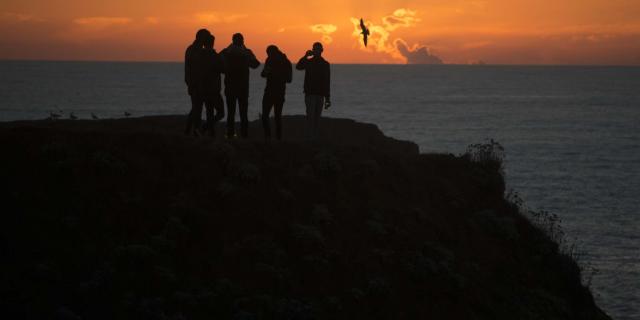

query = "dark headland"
[{"left": 0, "top": 116, "right": 611, "bottom": 319}]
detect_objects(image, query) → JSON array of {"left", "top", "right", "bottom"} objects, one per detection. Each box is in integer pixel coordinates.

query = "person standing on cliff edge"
[
  {"left": 201, "top": 34, "right": 226, "bottom": 137},
  {"left": 184, "top": 29, "right": 211, "bottom": 136},
  {"left": 261, "top": 45, "right": 292, "bottom": 140},
  {"left": 296, "top": 42, "right": 331, "bottom": 140},
  {"left": 221, "top": 33, "right": 261, "bottom": 139}
]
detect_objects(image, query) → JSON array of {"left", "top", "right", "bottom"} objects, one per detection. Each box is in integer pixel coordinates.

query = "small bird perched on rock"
[
  {"left": 124, "top": 111, "right": 131, "bottom": 117},
  {"left": 49, "top": 111, "right": 61, "bottom": 120},
  {"left": 69, "top": 112, "right": 78, "bottom": 120},
  {"left": 91, "top": 113, "right": 99, "bottom": 120},
  {"left": 360, "top": 18, "right": 370, "bottom": 47}
]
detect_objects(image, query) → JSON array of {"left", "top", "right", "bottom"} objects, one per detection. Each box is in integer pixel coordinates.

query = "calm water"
[{"left": 1, "top": 61, "right": 639, "bottom": 319}]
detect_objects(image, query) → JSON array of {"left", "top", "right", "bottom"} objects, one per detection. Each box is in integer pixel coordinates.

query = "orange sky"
[{"left": 1, "top": 0, "right": 640, "bottom": 64}]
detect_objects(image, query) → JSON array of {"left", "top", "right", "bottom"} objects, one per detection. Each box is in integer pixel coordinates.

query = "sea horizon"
[{"left": 2, "top": 58, "right": 640, "bottom": 67}]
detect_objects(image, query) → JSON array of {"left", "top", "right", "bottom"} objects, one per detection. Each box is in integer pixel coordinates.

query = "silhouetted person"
[
  {"left": 184, "top": 28, "right": 211, "bottom": 136},
  {"left": 296, "top": 42, "right": 331, "bottom": 139},
  {"left": 201, "top": 34, "right": 226, "bottom": 136},
  {"left": 261, "top": 45, "right": 292, "bottom": 140},
  {"left": 221, "top": 33, "right": 260, "bottom": 138}
]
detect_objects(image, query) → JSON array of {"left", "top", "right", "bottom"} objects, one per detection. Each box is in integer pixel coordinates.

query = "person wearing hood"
[
  {"left": 261, "top": 45, "right": 292, "bottom": 140},
  {"left": 220, "top": 33, "right": 261, "bottom": 138},
  {"left": 184, "top": 28, "right": 211, "bottom": 136},
  {"left": 201, "top": 34, "right": 226, "bottom": 137}
]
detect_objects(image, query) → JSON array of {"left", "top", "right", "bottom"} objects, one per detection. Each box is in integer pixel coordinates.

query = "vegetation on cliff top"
[{"left": 0, "top": 116, "right": 609, "bottom": 319}]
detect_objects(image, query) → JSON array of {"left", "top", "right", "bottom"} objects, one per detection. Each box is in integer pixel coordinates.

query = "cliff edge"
[{"left": 0, "top": 116, "right": 610, "bottom": 319}]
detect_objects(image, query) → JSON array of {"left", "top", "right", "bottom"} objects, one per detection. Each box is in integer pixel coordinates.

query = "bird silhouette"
[
  {"left": 49, "top": 111, "right": 61, "bottom": 120},
  {"left": 91, "top": 113, "right": 99, "bottom": 120},
  {"left": 69, "top": 112, "right": 78, "bottom": 120},
  {"left": 124, "top": 111, "right": 132, "bottom": 117},
  {"left": 360, "top": 18, "right": 370, "bottom": 47}
]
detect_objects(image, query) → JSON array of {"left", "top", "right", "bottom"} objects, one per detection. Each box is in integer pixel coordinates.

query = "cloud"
[
  {"left": 351, "top": 8, "right": 431, "bottom": 61},
  {"left": 277, "top": 24, "right": 310, "bottom": 33},
  {"left": 1, "top": 12, "right": 44, "bottom": 22},
  {"left": 73, "top": 17, "right": 132, "bottom": 29},
  {"left": 57, "top": 17, "right": 135, "bottom": 42},
  {"left": 395, "top": 39, "right": 443, "bottom": 64},
  {"left": 382, "top": 8, "right": 420, "bottom": 31},
  {"left": 310, "top": 24, "right": 337, "bottom": 44},
  {"left": 194, "top": 12, "right": 247, "bottom": 24},
  {"left": 462, "top": 41, "right": 493, "bottom": 49},
  {"left": 144, "top": 17, "right": 159, "bottom": 24}
]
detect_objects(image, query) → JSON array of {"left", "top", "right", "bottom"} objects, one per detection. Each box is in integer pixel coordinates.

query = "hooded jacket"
[
  {"left": 184, "top": 42, "right": 206, "bottom": 96},
  {"left": 261, "top": 52, "right": 292, "bottom": 95}
]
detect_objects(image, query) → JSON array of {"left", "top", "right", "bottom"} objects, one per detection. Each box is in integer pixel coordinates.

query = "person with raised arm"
[{"left": 295, "top": 42, "right": 331, "bottom": 140}]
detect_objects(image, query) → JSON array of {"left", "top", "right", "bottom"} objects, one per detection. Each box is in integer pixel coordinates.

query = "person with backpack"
[{"left": 261, "top": 45, "right": 292, "bottom": 140}]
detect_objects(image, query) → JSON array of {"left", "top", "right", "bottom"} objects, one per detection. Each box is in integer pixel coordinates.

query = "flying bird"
[{"left": 359, "top": 18, "right": 370, "bottom": 47}]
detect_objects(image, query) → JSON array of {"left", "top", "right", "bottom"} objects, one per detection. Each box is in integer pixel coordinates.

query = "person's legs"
[
  {"left": 213, "top": 93, "right": 225, "bottom": 122},
  {"left": 312, "top": 95, "right": 324, "bottom": 138},
  {"left": 185, "top": 88, "right": 196, "bottom": 134},
  {"left": 187, "top": 95, "right": 204, "bottom": 136},
  {"left": 204, "top": 99, "right": 214, "bottom": 136},
  {"left": 238, "top": 96, "right": 249, "bottom": 138},
  {"left": 262, "top": 92, "right": 273, "bottom": 139},
  {"left": 186, "top": 95, "right": 201, "bottom": 134},
  {"left": 274, "top": 96, "right": 284, "bottom": 140},
  {"left": 225, "top": 94, "right": 236, "bottom": 137},
  {"left": 204, "top": 93, "right": 225, "bottom": 137},
  {"left": 305, "top": 95, "right": 323, "bottom": 139},
  {"left": 305, "top": 95, "right": 314, "bottom": 139},
  {"left": 185, "top": 109, "right": 193, "bottom": 135}
]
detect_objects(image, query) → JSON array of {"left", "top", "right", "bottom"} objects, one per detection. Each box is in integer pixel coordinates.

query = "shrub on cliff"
[{"left": 464, "top": 139, "right": 505, "bottom": 176}]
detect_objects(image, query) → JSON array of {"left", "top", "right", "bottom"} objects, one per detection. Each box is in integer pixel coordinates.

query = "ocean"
[{"left": 1, "top": 61, "right": 638, "bottom": 319}]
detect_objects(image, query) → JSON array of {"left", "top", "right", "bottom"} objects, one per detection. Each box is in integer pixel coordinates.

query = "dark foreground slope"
[{"left": 0, "top": 116, "right": 609, "bottom": 319}]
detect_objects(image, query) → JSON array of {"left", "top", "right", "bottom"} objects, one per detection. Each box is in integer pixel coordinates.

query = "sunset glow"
[{"left": 1, "top": 0, "right": 640, "bottom": 64}]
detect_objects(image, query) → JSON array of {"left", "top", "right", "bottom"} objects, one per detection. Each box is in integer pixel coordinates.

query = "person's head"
[
  {"left": 266, "top": 45, "right": 279, "bottom": 57},
  {"left": 203, "top": 34, "right": 215, "bottom": 49},
  {"left": 312, "top": 42, "right": 323, "bottom": 57},
  {"left": 195, "top": 29, "right": 211, "bottom": 46},
  {"left": 232, "top": 33, "right": 244, "bottom": 46}
]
